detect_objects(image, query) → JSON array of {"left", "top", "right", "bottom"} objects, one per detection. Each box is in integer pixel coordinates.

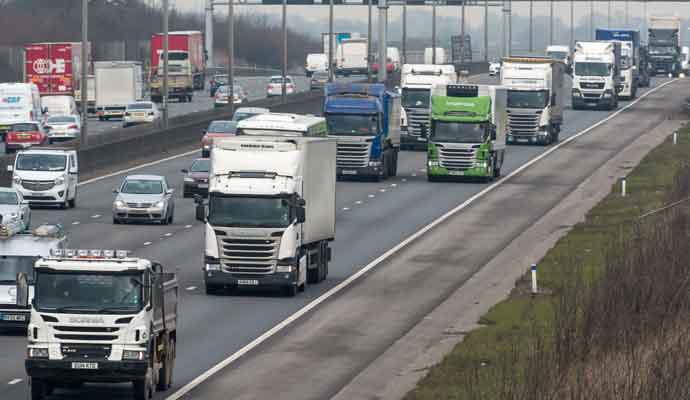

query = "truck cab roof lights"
[
  {"left": 48, "top": 248, "right": 130, "bottom": 259},
  {"left": 502, "top": 56, "right": 556, "bottom": 64},
  {"left": 446, "top": 85, "right": 479, "bottom": 97}
]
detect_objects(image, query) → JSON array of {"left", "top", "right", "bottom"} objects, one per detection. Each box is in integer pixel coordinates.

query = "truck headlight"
[
  {"left": 54, "top": 176, "right": 65, "bottom": 185},
  {"left": 205, "top": 262, "right": 220, "bottom": 271},
  {"left": 428, "top": 160, "right": 439, "bottom": 167},
  {"left": 368, "top": 161, "right": 382, "bottom": 167},
  {"left": 571, "top": 89, "right": 581, "bottom": 97},
  {"left": 276, "top": 265, "right": 294, "bottom": 273},
  {"left": 12, "top": 176, "right": 21, "bottom": 185},
  {"left": 28, "top": 347, "right": 49, "bottom": 359},
  {"left": 603, "top": 90, "right": 613, "bottom": 98},
  {"left": 123, "top": 350, "right": 147, "bottom": 361}
]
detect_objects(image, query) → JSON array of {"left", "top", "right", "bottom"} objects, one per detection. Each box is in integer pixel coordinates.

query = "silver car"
[
  {"left": 112, "top": 175, "right": 175, "bottom": 225},
  {"left": 0, "top": 187, "right": 31, "bottom": 229},
  {"left": 44, "top": 115, "right": 80, "bottom": 142}
]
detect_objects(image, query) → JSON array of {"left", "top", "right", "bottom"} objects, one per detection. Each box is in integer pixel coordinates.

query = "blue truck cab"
[{"left": 324, "top": 83, "right": 401, "bottom": 180}]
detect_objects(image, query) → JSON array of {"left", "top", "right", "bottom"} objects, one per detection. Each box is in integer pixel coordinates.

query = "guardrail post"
[
  {"left": 531, "top": 263, "right": 538, "bottom": 296},
  {"left": 621, "top": 177, "right": 627, "bottom": 197}
]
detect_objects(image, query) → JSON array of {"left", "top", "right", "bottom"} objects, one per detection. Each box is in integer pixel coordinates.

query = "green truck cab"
[{"left": 427, "top": 84, "right": 507, "bottom": 181}]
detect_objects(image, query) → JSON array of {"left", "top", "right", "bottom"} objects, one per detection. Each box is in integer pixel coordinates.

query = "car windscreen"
[
  {"left": 16, "top": 154, "right": 66, "bottom": 171},
  {"left": 0, "top": 256, "right": 37, "bottom": 283},
  {"left": 127, "top": 103, "right": 153, "bottom": 110},
  {"left": 402, "top": 88, "right": 431, "bottom": 109},
  {"left": 11, "top": 123, "right": 39, "bottom": 132},
  {"left": 208, "top": 121, "right": 237, "bottom": 133},
  {"left": 0, "top": 191, "right": 18, "bottom": 205},
  {"left": 47, "top": 116, "right": 76, "bottom": 124},
  {"left": 574, "top": 62, "right": 611, "bottom": 76},
  {"left": 507, "top": 90, "right": 549, "bottom": 109},
  {"left": 325, "top": 114, "right": 378, "bottom": 136},
  {"left": 191, "top": 159, "right": 210, "bottom": 172},
  {"left": 121, "top": 179, "right": 163, "bottom": 195},
  {"left": 270, "top": 78, "right": 291, "bottom": 84}
]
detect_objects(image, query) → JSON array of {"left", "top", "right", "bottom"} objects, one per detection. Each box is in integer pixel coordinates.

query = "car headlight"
[
  {"left": 28, "top": 347, "right": 49, "bottom": 359},
  {"left": 54, "top": 176, "right": 65, "bottom": 185},
  {"left": 123, "top": 350, "right": 147, "bottom": 361},
  {"left": 154, "top": 201, "right": 165, "bottom": 209},
  {"left": 12, "top": 176, "right": 21, "bottom": 185},
  {"left": 114, "top": 200, "right": 125, "bottom": 208},
  {"left": 184, "top": 177, "right": 194, "bottom": 183}
]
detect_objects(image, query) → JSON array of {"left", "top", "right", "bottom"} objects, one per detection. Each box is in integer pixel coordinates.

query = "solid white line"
[
  {"left": 166, "top": 79, "right": 677, "bottom": 400},
  {"left": 7, "top": 378, "right": 22, "bottom": 385}
]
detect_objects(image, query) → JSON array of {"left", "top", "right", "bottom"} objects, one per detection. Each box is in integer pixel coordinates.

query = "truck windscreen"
[
  {"left": 507, "top": 90, "right": 549, "bottom": 109},
  {"left": 649, "top": 46, "right": 676, "bottom": 55},
  {"left": 208, "top": 195, "right": 291, "bottom": 228},
  {"left": 547, "top": 51, "right": 568, "bottom": 61},
  {"left": 401, "top": 88, "right": 430, "bottom": 108},
  {"left": 574, "top": 62, "right": 611, "bottom": 77},
  {"left": 325, "top": 114, "right": 378, "bottom": 136},
  {"left": 0, "top": 256, "right": 36, "bottom": 283},
  {"left": 431, "top": 121, "right": 487, "bottom": 144},
  {"left": 34, "top": 271, "right": 144, "bottom": 314}
]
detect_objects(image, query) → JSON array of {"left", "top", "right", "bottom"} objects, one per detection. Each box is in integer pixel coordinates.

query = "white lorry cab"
[
  {"left": 501, "top": 57, "right": 567, "bottom": 145},
  {"left": 21, "top": 249, "right": 178, "bottom": 400},
  {"left": 41, "top": 95, "right": 78, "bottom": 118},
  {"left": 236, "top": 113, "right": 327, "bottom": 138},
  {"left": 0, "top": 224, "right": 66, "bottom": 328},
  {"left": 571, "top": 41, "right": 622, "bottom": 110},
  {"left": 336, "top": 38, "right": 368, "bottom": 76},
  {"left": 546, "top": 45, "right": 571, "bottom": 68},
  {"left": 0, "top": 83, "right": 42, "bottom": 139},
  {"left": 196, "top": 136, "right": 336, "bottom": 297},
  {"left": 681, "top": 46, "right": 689, "bottom": 75},
  {"left": 399, "top": 64, "right": 457, "bottom": 149},
  {"left": 9, "top": 148, "right": 79, "bottom": 208},
  {"left": 305, "top": 53, "right": 329, "bottom": 76}
]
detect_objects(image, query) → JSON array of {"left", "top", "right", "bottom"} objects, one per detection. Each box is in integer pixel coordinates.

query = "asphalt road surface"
[{"left": 0, "top": 76, "right": 678, "bottom": 400}]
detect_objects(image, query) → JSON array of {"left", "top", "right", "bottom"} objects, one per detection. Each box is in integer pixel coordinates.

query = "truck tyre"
[
  {"left": 284, "top": 284, "right": 298, "bottom": 297},
  {"left": 157, "top": 336, "right": 175, "bottom": 391},
  {"left": 30, "top": 378, "right": 45, "bottom": 400},
  {"left": 205, "top": 284, "right": 223, "bottom": 295}
]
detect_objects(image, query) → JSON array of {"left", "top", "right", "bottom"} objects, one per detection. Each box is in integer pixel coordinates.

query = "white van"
[
  {"left": 336, "top": 39, "right": 368, "bottom": 76},
  {"left": 387, "top": 47, "right": 401, "bottom": 71},
  {"left": 9, "top": 148, "right": 79, "bottom": 208},
  {"left": 0, "top": 83, "right": 42, "bottom": 139},
  {"left": 305, "top": 53, "right": 329, "bottom": 77},
  {"left": 424, "top": 48, "right": 447, "bottom": 64},
  {"left": 41, "top": 95, "right": 78, "bottom": 118}
]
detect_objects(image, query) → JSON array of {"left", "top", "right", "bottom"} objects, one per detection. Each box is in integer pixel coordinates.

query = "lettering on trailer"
[
  {"left": 446, "top": 102, "right": 476, "bottom": 107},
  {"left": 32, "top": 58, "right": 66, "bottom": 74},
  {"left": 1, "top": 97, "right": 21, "bottom": 104}
]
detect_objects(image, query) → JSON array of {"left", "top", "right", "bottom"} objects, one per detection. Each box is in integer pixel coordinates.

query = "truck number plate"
[
  {"left": 417, "top": 137, "right": 426, "bottom": 141},
  {"left": 71, "top": 362, "right": 98, "bottom": 370},
  {"left": 237, "top": 279, "right": 259, "bottom": 286},
  {"left": 449, "top": 171, "right": 465, "bottom": 176},
  {"left": 198, "top": 184, "right": 209, "bottom": 189},
  {"left": 0, "top": 313, "right": 26, "bottom": 321},
  {"left": 342, "top": 170, "right": 357, "bottom": 175}
]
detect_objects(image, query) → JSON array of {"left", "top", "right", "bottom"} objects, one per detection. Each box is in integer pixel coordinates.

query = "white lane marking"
[
  {"left": 390, "top": 183, "right": 397, "bottom": 187},
  {"left": 72, "top": 221, "right": 80, "bottom": 225},
  {"left": 355, "top": 201, "right": 363, "bottom": 205},
  {"left": 185, "top": 225, "right": 193, "bottom": 229},
  {"left": 379, "top": 189, "right": 386, "bottom": 193},
  {"left": 164, "top": 233, "right": 173, "bottom": 237},
  {"left": 165, "top": 78, "right": 678, "bottom": 400},
  {"left": 342, "top": 207, "right": 350, "bottom": 211},
  {"left": 144, "top": 241, "right": 152, "bottom": 246},
  {"left": 411, "top": 173, "right": 417, "bottom": 177},
  {"left": 91, "top": 214, "right": 101, "bottom": 219},
  {"left": 7, "top": 378, "right": 22, "bottom": 385},
  {"left": 368, "top": 194, "right": 375, "bottom": 198},
  {"left": 186, "top": 286, "right": 197, "bottom": 291},
  {"left": 401, "top": 179, "right": 407, "bottom": 182}
]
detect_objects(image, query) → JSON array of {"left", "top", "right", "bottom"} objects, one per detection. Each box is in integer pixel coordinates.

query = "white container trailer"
[
  {"left": 336, "top": 38, "right": 368, "bottom": 76},
  {"left": 197, "top": 136, "right": 336, "bottom": 296},
  {"left": 94, "top": 61, "right": 143, "bottom": 120},
  {"left": 501, "top": 57, "right": 567, "bottom": 145}
]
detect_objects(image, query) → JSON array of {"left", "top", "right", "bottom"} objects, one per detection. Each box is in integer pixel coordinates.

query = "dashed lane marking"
[
  {"left": 342, "top": 207, "right": 350, "bottom": 211},
  {"left": 368, "top": 194, "right": 375, "bottom": 198},
  {"left": 144, "top": 242, "right": 152, "bottom": 246},
  {"left": 355, "top": 201, "right": 363, "bottom": 205},
  {"left": 186, "top": 286, "right": 197, "bottom": 291},
  {"left": 72, "top": 221, "right": 80, "bottom": 225},
  {"left": 185, "top": 225, "right": 193, "bottom": 229},
  {"left": 164, "top": 233, "right": 173, "bottom": 237},
  {"left": 8, "top": 379, "right": 22, "bottom": 385},
  {"left": 91, "top": 214, "right": 101, "bottom": 219}
]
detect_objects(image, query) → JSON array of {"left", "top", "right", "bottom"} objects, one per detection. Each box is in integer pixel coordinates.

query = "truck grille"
[
  {"left": 336, "top": 142, "right": 370, "bottom": 168},
  {"left": 508, "top": 112, "right": 540, "bottom": 138},
  {"left": 582, "top": 92, "right": 602, "bottom": 99},
  {"left": 580, "top": 82, "right": 605, "bottom": 90},
  {"left": 61, "top": 344, "right": 112, "bottom": 360},
  {"left": 218, "top": 236, "right": 279, "bottom": 275},
  {"left": 21, "top": 180, "right": 55, "bottom": 191},
  {"left": 405, "top": 109, "right": 430, "bottom": 138},
  {"left": 439, "top": 147, "right": 477, "bottom": 171}
]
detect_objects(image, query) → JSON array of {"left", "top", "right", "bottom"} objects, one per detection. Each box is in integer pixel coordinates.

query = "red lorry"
[
  {"left": 24, "top": 42, "right": 90, "bottom": 97},
  {"left": 150, "top": 31, "right": 205, "bottom": 102}
]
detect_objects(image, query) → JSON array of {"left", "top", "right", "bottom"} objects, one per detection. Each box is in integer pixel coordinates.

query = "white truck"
[
  {"left": 336, "top": 38, "right": 368, "bottom": 76},
  {"left": 195, "top": 136, "right": 336, "bottom": 296},
  {"left": 0, "top": 224, "right": 65, "bottom": 329},
  {"left": 501, "top": 57, "right": 567, "bottom": 145},
  {"left": 571, "top": 41, "right": 622, "bottom": 110},
  {"left": 22, "top": 249, "right": 178, "bottom": 400},
  {"left": 546, "top": 45, "right": 571, "bottom": 70},
  {"left": 95, "top": 61, "right": 144, "bottom": 121},
  {"left": 399, "top": 64, "right": 457, "bottom": 149}
]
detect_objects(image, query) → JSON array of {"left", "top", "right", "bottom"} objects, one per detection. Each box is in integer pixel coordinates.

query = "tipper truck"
[
  {"left": 648, "top": 16, "right": 681, "bottom": 76},
  {"left": 24, "top": 42, "right": 90, "bottom": 97},
  {"left": 0, "top": 224, "right": 65, "bottom": 329},
  {"left": 571, "top": 41, "right": 622, "bottom": 110},
  {"left": 323, "top": 83, "right": 401, "bottom": 180},
  {"left": 150, "top": 31, "right": 205, "bottom": 103},
  {"left": 95, "top": 61, "right": 144, "bottom": 120},
  {"left": 22, "top": 249, "right": 178, "bottom": 400},
  {"left": 196, "top": 136, "right": 336, "bottom": 297},
  {"left": 595, "top": 29, "right": 640, "bottom": 99},
  {"left": 399, "top": 64, "right": 457, "bottom": 149},
  {"left": 427, "top": 84, "right": 507, "bottom": 181},
  {"left": 501, "top": 57, "right": 567, "bottom": 145}
]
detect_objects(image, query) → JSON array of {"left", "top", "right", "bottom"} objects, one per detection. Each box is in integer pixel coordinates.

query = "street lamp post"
[
  {"left": 162, "top": 0, "right": 169, "bottom": 129},
  {"left": 228, "top": 0, "right": 234, "bottom": 115},
  {"left": 80, "top": 0, "right": 88, "bottom": 147},
  {"left": 281, "top": 0, "right": 287, "bottom": 102}
]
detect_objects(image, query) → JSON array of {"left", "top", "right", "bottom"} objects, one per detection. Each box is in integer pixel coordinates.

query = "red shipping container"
[{"left": 24, "top": 42, "right": 91, "bottom": 96}]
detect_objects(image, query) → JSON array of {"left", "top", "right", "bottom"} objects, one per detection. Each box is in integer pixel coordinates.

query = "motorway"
[{"left": 0, "top": 75, "right": 680, "bottom": 399}]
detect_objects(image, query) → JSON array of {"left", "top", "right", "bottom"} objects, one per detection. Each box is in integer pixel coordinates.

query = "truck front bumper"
[
  {"left": 336, "top": 164, "right": 384, "bottom": 178},
  {"left": 0, "top": 308, "right": 30, "bottom": 328},
  {"left": 26, "top": 359, "right": 148, "bottom": 382},
  {"left": 572, "top": 92, "right": 616, "bottom": 109},
  {"left": 204, "top": 269, "right": 297, "bottom": 290},
  {"left": 401, "top": 132, "right": 427, "bottom": 149}
]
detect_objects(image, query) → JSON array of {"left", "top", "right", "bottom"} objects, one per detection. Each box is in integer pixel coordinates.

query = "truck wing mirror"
[
  {"left": 490, "top": 127, "right": 497, "bottom": 141},
  {"left": 16, "top": 272, "right": 29, "bottom": 308},
  {"left": 195, "top": 203, "right": 207, "bottom": 222},
  {"left": 296, "top": 207, "right": 306, "bottom": 224}
]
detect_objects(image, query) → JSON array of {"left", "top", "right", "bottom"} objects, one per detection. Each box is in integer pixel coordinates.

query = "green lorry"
[{"left": 426, "top": 84, "right": 507, "bottom": 181}]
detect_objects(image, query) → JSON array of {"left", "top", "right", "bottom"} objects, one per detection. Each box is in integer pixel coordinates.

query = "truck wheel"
[
  {"left": 205, "top": 284, "right": 223, "bottom": 295},
  {"left": 30, "top": 378, "right": 45, "bottom": 400},
  {"left": 391, "top": 151, "right": 399, "bottom": 177},
  {"left": 157, "top": 336, "right": 175, "bottom": 391},
  {"left": 284, "top": 284, "right": 298, "bottom": 297}
]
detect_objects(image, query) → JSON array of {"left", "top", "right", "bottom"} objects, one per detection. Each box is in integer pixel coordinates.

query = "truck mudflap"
[{"left": 26, "top": 359, "right": 148, "bottom": 382}]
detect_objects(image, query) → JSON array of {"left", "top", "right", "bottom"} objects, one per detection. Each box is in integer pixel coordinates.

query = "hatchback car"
[
  {"left": 0, "top": 187, "right": 30, "bottom": 229},
  {"left": 202, "top": 120, "right": 237, "bottom": 157},
  {"left": 214, "top": 85, "right": 248, "bottom": 108},
  {"left": 5, "top": 122, "right": 48, "bottom": 154},
  {"left": 310, "top": 71, "right": 330, "bottom": 90},
  {"left": 112, "top": 175, "right": 175, "bottom": 225},
  {"left": 209, "top": 74, "right": 228, "bottom": 97},
  {"left": 123, "top": 102, "right": 160, "bottom": 128},
  {"left": 266, "top": 76, "right": 295, "bottom": 97},
  {"left": 44, "top": 115, "right": 80, "bottom": 142},
  {"left": 232, "top": 107, "right": 270, "bottom": 122},
  {"left": 182, "top": 158, "right": 210, "bottom": 198}
]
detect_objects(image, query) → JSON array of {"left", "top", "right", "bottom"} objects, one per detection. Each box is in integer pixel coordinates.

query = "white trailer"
[
  {"left": 94, "top": 61, "right": 143, "bottom": 120},
  {"left": 501, "top": 57, "right": 567, "bottom": 145},
  {"left": 336, "top": 38, "right": 368, "bottom": 76},
  {"left": 74, "top": 75, "right": 95, "bottom": 113},
  {"left": 197, "top": 136, "right": 336, "bottom": 296}
]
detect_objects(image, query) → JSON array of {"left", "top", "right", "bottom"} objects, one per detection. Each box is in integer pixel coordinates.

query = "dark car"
[
  {"left": 182, "top": 158, "right": 210, "bottom": 198},
  {"left": 209, "top": 74, "right": 228, "bottom": 97},
  {"left": 202, "top": 120, "right": 237, "bottom": 157},
  {"left": 309, "top": 71, "right": 329, "bottom": 90}
]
